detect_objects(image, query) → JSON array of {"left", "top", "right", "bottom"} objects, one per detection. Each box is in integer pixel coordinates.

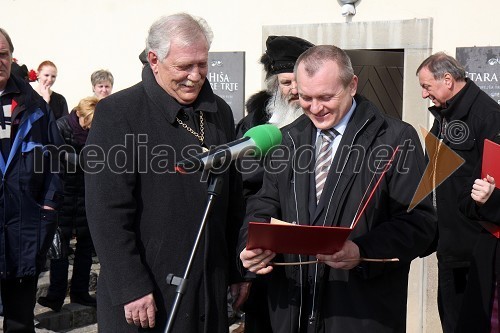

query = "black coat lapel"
[{"left": 283, "top": 116, "right": 315, "bottom": 226}]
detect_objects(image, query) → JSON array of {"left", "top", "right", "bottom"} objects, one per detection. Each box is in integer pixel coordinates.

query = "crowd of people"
[{"left": 0, "top": 10, "right": 499, "bottom": 333}]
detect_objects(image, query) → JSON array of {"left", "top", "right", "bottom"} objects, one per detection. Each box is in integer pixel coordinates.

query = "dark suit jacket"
[
  {"left": 456, "top": 136, "right": 500, "bottom": 333},
  {"left": 85, "top": 66, "right": 244, "bottom": 332},
  {"left": 428, "top": 79, "right": 500, "bottom": 264},
  {"left": 238, "top": 94, "right": 437, "bottom": 333}
]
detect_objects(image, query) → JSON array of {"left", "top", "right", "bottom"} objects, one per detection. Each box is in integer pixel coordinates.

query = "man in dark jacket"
[
  {"left": 416, "top": 52, "right": 500, "bottom": 333},
  {"left": 235, "top": 35, "right": 314, "bottom": 333},
  {"left": 0, "top": 28, "right": 64, "bottom": 332},
  {"left": 456, "top": 132, "right": 500, "bottom": 332},
  {"left": 239, "top": 45, "right": 437, "bottom": 333},
  {"left": 84, "top": 13, "right": 246, "bottom": 332}
]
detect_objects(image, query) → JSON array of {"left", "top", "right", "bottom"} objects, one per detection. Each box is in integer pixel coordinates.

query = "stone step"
[
  {"left": 32, "top": 253, "right": 100, "bottom": 332},
  {"left": 34, "top": 294, "right": 97, "bottom": 332}
]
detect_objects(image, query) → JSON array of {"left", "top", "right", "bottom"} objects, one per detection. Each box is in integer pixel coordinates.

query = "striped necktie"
[{"left": 315, "top": 129, "right": 336, "bottom": 204}]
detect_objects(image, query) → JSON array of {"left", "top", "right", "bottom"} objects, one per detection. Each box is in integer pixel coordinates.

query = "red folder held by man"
[
  {"left": 481, "top": 139, "right": 500, "bottom": 187},
  {"left": 480, "top": 139, "right": 500, "bottom": 238},
  {"left": 247, "top": 146, "right": 400, "bottom": 255}
]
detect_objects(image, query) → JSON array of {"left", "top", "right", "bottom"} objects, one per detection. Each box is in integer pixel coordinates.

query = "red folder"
[
  {"left": 481, "top": 139, "right": 500, "bottom": 188},
  {"left": 246, "top": 222, "right": 352, "bottom": 255},
  {"left": 480, "top": 139, "right": 500, "bottom": 238},
  {"left": 479, "top": 221, "right": 500, "bottom": 239}
]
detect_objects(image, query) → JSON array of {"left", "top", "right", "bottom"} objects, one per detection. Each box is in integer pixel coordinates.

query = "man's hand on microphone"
[{"left": 124, "top": 293, "right": 157, "bottom": 328}]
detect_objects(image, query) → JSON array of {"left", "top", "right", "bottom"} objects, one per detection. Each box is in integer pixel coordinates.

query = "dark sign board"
[
  {"left": 207, "top": 52, "right": 245, "bottom": 124},
  {"left": 456, "top": 47, "right": 500, "bottom": 104}
]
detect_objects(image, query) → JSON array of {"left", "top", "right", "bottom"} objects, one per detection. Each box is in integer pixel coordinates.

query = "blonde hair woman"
[{"left": 37, "top": 96, "right": 99, "bottom": 312}]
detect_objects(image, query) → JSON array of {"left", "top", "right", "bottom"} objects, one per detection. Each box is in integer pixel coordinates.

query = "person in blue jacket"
[{"left": 0, "top": 28, "right": 64, "bottom": 333}]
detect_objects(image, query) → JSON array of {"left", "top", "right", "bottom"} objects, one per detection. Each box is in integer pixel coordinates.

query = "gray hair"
[
  {"left": 145, "top": 13, "right": 213, "bottom": 61},
  {"left": 91, "top": 69, "right": 114, "bottom": 86},
  {"left": 294, "top": 45, "right": 354, "bottom": 87},
  {"left": 0, "top": 28, "right": 14, "bottom": 54},
  {"left": 416, "top": 52, "right": 466, "bottom": 81},
  {"left": 264, "top": 74, "right": 279, "bottom": 94}
]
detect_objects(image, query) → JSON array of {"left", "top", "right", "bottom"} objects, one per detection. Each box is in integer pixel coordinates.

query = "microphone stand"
[{"left": 164, "top": 171, "right": 224, "bottom": 333}]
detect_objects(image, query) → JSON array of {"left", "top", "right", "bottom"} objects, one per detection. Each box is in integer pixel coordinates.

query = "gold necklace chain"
[{"left": 176, "top": 111, "right": 204, "bottom": 144}]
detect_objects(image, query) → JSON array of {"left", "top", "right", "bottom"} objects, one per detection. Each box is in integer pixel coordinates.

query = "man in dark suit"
[
  {"left": 84, "top": 13, "right": 246, "bottom": 332},
  {"left": 238, "top": 45, "right": 437, "bottom": 332},
  {"left": 416, "top": 52, "right": 500, "bottom": 333},
  {"left": 235, "top": 35, "right": 314, "bottom": 333}
]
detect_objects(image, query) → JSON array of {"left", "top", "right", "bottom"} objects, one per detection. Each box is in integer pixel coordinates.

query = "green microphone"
[
  {"left": 243, "top": 124, "right": 282, "bottom": 157},
  {"left": 176, "top": 124, "right": 282, "bottom": 173}
]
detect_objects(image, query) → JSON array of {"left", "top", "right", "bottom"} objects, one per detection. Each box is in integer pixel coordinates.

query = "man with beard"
[
  {"left": 237, "top": 35, "right": 314, "bottom": 198},
  {"left": 237, "top": 35, "right": 314, "bottom": 137},
  {"left": 235, "top": 35, "right": 314, "bottom": 333}
]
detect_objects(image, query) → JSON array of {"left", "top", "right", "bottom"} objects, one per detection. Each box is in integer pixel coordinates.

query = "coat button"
[
  {"left": 178, "top": 110, "right": 189, "bottom": 121},
  {"left": 199, "top": 314, "right": 205, "bottom": 322}
]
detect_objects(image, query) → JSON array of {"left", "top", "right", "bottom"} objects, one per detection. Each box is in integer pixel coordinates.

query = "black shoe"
[
  {"left": 70, "top": 292, "right": 96, "bottom": 307},
  {"left": 37, "top": 296, "right": 64, "bottom": 312}
]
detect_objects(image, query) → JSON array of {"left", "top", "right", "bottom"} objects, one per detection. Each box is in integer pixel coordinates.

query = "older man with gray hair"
[{"left": 85, "top": 13, "right": 246, "bottom": 332}]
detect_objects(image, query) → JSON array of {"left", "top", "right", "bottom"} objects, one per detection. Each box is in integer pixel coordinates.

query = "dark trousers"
[
  {"left": 437, "top": 262, "right": 469, "bottom": 333},
  {"left": 243, "top": 278, "right": 273, "bottom": 333},
  {"left": 47, "top": 226, "right": 94, "bottom": 299},
  {"left": 1, "top": 276, "right": 38, "bottom": 333}
]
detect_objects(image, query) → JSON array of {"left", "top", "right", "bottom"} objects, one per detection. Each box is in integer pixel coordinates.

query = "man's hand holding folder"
[
  {"left": 243, "top": 145, "right": 401, "bottom": 271},
  {"left": 477, "top": 139, "right": 500, "bottom": 238},
  {"left": 240, "top": 248, "right": 276, "bottom": 275},
  {"left": 243, "top": 218, "right": 373, "bottom": 270}
]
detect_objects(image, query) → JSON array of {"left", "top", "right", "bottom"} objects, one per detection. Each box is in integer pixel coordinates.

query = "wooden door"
[{"left": 346, "top": 49, "right": 404, "bottom": 119}]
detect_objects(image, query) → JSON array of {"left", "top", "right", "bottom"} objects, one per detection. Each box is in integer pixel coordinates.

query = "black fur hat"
[
  {"left": 260, "top": 35, "right": 314, "bottom": 78},
  {"left": 139, "top": 49, "right": 148, "bottom": 65}
]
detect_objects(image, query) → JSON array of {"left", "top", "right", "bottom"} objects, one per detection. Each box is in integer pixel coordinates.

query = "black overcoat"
[
  {"left": 56, "top": 112, "right": 88, "bottom": 233},
  {"left": 238, "top": 95, "right": 437, "bottom": 333},
  {"left": 456, "top": 142, "right": 500, "bottom": 333},
  {"left": 428, "top": 79, "right": 500, "bottom": 264},
  {"left": 85, "top": 67, "right": 243, "bottom": 332},
  {"left": 457, "top": 190, "right": 500, "bottom": 333}
]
